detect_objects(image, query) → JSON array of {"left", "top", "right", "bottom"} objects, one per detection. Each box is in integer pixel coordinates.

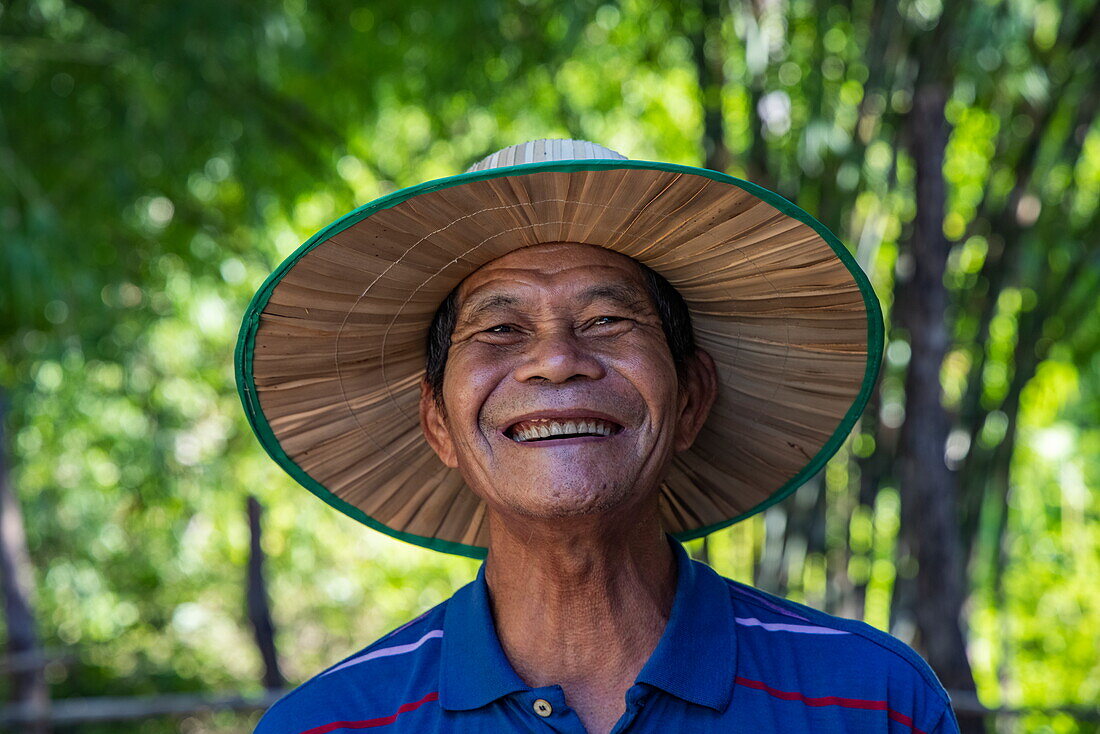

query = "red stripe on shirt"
[
  {"left": 298, "top": 691, "right": 439, "bottom": 734},
  {"left": 735, "top": 677, "right": 927, "bottom": 734}
]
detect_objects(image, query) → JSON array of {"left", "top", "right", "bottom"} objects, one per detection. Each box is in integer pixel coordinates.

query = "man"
[{"left": 239, "top": 140, "right": 959, "bottom": 733}]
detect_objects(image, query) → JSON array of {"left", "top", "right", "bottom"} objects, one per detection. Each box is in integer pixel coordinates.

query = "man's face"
[{"left": 419, "top": 243, "right": 716, "bottom": 522}]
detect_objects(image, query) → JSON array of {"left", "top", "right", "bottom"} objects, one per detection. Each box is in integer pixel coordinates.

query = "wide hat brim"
[{"left": 236, "top": 158, "right": 883, "bottom": 559}]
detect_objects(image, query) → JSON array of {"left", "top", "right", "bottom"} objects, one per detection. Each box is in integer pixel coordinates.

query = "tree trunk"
[
  {"left": 686, "top": 0, "right": 731, "bottom": 570},
  {"left": 754, "top": 505, "right": 788, "bottom": 594},
  {"left": 691, "top": 0, "right": 730, "bottom": 174},
  {"left": 246, "top": 495, "right": 286, "bottom": 690},
  {"left": 895, "top": 84, "right": 985, "bottom": 733},
  {"left": 742, "top": 0, "right": 772, "bottom": 188},
  {"left": 0, "top": 389, "right": 51, "bottom": 733}
]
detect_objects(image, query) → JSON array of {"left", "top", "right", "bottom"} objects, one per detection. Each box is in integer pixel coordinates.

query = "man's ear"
[
  {"left": 419, "top": 378, "right": 459, "bottom": 468},
  {"left": 674, "top": 348, "right": 719, "bottom": 453}
]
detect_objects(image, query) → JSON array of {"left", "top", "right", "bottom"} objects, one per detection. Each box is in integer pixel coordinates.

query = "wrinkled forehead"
[{"left": 454, "top": 243, "right": 650, "bottom": 314}]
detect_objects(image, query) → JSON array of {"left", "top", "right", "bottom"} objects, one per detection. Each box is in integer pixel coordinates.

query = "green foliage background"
[{"left": 0, "top": 0, "right": 1097, "bottom": 731}]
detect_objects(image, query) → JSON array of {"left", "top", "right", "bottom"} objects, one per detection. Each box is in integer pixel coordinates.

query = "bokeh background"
[{"left": 0, "top": 0, "right": 1097, "bottom": 732}]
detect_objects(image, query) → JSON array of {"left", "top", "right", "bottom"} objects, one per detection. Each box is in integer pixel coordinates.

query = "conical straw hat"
[{"left": 236, "top": 139, "right": 883, "bottom": 558}]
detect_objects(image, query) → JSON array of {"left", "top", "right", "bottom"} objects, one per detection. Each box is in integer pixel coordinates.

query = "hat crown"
[{"left": 466, "top": 139, "right": 627, "bottom": 173}]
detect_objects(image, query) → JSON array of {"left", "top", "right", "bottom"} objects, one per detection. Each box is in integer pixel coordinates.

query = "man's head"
[
  {"left": 240, "top": 140, "right": 881, "bottom": 553},
  {"left": 418, "top": 243, "right": 718, "bottom": 523}
]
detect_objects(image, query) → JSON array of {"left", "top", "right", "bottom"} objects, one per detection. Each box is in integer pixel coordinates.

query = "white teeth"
[{"left": 510, "top": 418, "right": 618, "bottom": 442}]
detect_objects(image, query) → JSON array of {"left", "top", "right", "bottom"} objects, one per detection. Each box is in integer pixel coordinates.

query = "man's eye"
[
  {"left": 485, "top": 324, "right": 515, "bottom": 334},
  {"left": 591, "top": 316, "right": 622, "bottom": 326}
]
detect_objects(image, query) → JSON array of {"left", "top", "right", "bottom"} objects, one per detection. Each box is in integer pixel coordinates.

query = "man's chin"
[{"left": 507, "top": 480, "right": 637, "bottom": 520}]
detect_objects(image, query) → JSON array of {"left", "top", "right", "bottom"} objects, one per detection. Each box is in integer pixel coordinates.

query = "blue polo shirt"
[{"left": 256, "top": 540, "right": 959, "bottom": 733}]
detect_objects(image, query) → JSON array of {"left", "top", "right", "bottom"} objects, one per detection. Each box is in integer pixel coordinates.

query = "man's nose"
[{"left": 513, "top": 330, "right": 606, "bottom": 384}]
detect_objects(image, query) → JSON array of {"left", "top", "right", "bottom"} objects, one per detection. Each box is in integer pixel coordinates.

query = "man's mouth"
[{"left": 506, "top": 417, "right": 623, "bottom": 443}]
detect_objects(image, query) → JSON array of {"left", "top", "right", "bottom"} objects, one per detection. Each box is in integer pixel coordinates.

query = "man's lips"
[{"left": 504, "top": 415, "right": 624, "bottom": 443}]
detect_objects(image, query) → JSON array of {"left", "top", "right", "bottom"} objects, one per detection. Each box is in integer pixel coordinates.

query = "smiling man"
[{"left": 239, "top": 141, "right": 960, "bottom": 733}]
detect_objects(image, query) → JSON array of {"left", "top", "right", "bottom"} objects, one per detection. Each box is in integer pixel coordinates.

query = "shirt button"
[{"left": 532, "top": 698, "right": 553, "bottom": 717}]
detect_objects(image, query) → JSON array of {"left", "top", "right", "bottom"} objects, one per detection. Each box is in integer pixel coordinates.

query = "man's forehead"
[{"left": 455, "top": 243, "right": 648, "bottom": 309}]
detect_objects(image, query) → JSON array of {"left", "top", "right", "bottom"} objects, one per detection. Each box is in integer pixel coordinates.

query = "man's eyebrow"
[
  {"left": 457, "top": 293, "right": 520, "bottom": 322},
  {"left": 457, "top": 282, "right": 650, "bottom": 322},
  {"left": 578, "top": 283, "right": 650, "bottom": 310}
]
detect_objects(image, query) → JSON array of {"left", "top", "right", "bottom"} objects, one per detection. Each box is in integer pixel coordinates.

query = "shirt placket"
[
  {"left": 512, "top": 686, "right": 588, "bottom": 733},
  {"left": 608, "top": 684, "right": 652, "bottom": 734}
]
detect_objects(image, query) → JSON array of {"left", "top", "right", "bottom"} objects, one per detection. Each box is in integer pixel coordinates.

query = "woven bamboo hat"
[{"left": 236, "top": 139, "right": 883, "bottom": 559}]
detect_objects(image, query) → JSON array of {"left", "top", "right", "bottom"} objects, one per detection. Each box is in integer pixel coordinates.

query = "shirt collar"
[
  {"left": 634, "top": 538, "right": 737, "bottom": 711},
  {"left": 439, "top": 563, "right": 529, "bottom": 710},
  {"left": 439, "top": 536, "right": 737, "bottom": 713}
]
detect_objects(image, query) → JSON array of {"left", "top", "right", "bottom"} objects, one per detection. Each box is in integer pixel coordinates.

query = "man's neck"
[{"left": 483, "top": 508, "right": 676, "bottom": 734}]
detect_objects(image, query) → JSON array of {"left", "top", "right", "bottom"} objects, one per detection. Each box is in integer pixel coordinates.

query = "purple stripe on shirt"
[
  {"left": 323, "top": 630, "right": 444, "bottom": 676},
  {"left": 736, "top": 617, "right": 850, "bottom": 635}
]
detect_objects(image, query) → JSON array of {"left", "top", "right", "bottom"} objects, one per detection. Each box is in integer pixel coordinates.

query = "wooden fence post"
[
  {"left": 246, "top": 495, "right": 286, "bottom": 691},
  {"left": 0, "top": 389, "right": 50, "bottom": 732}
]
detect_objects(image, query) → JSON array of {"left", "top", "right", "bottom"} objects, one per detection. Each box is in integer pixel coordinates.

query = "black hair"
[{"left": 424, "top": 259, "right": 696, "bottom": 406}]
